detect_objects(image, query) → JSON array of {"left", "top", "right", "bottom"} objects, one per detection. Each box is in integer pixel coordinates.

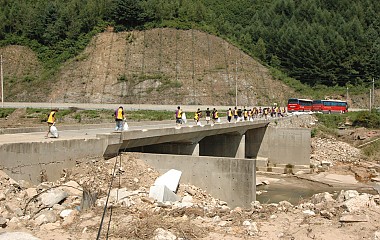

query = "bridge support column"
[
  {"left": 245, "top": 127, "right": 267, "bottom": 159},
  {"left": 199, "top": 134, "right": 245, "bottom": 158},
  {"left": 192, "top": 143, "right": 199, "bottom": 156},
  {"left": 245, "top": 127, "right": 310, "bottom": 166}
]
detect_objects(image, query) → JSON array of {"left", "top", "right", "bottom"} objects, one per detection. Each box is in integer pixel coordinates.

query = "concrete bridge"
[{"left": 0, "top": 118, "right": 310, "bottom": 208}]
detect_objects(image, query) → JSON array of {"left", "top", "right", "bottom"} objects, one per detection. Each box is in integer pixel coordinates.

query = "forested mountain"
[{"left": 0, "top": 0, "right": 379, "bottom": 89}]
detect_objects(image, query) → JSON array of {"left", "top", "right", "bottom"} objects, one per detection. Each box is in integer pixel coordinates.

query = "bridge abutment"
[{"left": 246, "top": 127, "right": 310, "bottom": 166}]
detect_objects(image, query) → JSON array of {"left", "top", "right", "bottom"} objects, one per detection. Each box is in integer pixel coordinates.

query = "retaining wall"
[
  {"left": 0, "top": 139, "right": 105, "bottom": 184},
  {"left": 133, "top": 152, "right": 256, "bottom": 208}
]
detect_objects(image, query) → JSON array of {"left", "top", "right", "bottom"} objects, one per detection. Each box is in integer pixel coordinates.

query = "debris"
[{"left": 153, "top": 169, "right": 182, "bottom": 193}]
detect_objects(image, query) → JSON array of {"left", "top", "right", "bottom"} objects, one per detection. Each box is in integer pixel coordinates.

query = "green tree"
[
  {"left": 110, "top": 0, "right": 145, "bottom": 28},
  {"left": 254, "top": 38, "right": 266, "bottom": 60}
]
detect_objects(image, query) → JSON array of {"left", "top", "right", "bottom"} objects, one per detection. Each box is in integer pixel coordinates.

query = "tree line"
[{"left": 0, "top": 0, "right": 379, "bottom": 89}]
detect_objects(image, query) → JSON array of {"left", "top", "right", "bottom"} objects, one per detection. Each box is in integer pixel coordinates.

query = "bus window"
[{"left": 288, "top": 99, "right": 299, "bottom": 104}]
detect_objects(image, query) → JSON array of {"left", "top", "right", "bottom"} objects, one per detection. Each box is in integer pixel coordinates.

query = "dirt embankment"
[{"left": 1, "top": 28, "right": 295, "bottom": 106}]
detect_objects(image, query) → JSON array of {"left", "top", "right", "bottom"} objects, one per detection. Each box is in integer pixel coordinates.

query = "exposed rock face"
[{"left": 1, "top": 29, "right": 295, "bottom": 106}]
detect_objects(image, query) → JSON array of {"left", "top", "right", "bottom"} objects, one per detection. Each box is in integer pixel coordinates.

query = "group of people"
[
  {"left": 175, "top": 105, "right": 287, "bottom": 126},
  {"left": 228, "top": 106, "right": 287, "bottom": 122},
  {"left": 45, "top": 104, "right": 287, "bottom": 137},
  {"left": 176, "top": 106, "right": 220, "bottom": 126}
]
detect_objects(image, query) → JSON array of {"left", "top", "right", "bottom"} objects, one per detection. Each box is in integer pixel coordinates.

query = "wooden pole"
[{"left": 1, "top": 55, "right": 3, "bottom": 108}]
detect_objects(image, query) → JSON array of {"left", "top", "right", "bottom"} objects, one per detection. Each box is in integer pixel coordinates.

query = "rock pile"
[
  {"left": 1, "top": 154, "right": 380, "bottom": 239},
  {"left": 311, "top": 137, "right": 363, "bottom": 167}
]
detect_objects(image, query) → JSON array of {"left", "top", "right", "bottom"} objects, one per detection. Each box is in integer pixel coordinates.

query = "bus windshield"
[{"left": 288, "top": 99, "right": 299, "bottom": 104}]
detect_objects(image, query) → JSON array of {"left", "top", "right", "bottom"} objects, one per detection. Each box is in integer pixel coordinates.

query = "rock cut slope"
[{"left": 48, "top": 28, "right": 295, "bottom": 106}]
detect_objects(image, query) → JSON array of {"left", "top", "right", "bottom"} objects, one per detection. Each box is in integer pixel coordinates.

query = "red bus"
[
  {"left": 312, "top": 100, "right": 323, "bottom": 112},
  {"left": 313, "top": 100, "right": 348, "bottom": 114},
  {"left": 287, "top": 98, "right": 313, "bottom": 112}
]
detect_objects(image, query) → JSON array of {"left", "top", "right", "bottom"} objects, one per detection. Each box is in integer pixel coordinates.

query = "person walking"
[
  {"left": 45, "top": 109, "right": 58, "bottom": 138},
  {"left": 263, "top": 107, "right": 268, "bottom": 120},
  {"left": 234, "top": 107, "right": 238, "bottom": 122},
  {"left": 237, "top": 108, "right": 243, "bottom": 122},
  {"left": 194, "top": 108, "right": 202, "bottom": 125},
  {"left": 227, "top": 108, "right": 233, "bottom": 123},
  {"left": 212, "top": 108, "right": 219, "bottom": 124},
  {"left": 243, "top": 108, "right": 248, "bottom": 121},
  {"left": 175, "top": 106, "right": 183, "bottom": 125},
  {"left": 205, "top": 108, "right": 211, "bottom": 124},
  {"left": 114, "top": 106, "right": 125, "bottom": 131}
]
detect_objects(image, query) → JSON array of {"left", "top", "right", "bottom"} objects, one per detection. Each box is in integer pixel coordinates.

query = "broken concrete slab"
[
  {"left": 0, "top": 232, "right": 41, "bottom": 240},
  {"left": 39, "top": 189, "right": 68, "bottom": 207},
  {"left": 109, "top": 188, "right": 138, "bottom": 202},
  {"left": 339, "top": 214, "right": 369, "bottom": 222},
  {"left": 149, "top": 185, "right": 180, "bottom": 203},
  {"left": 154, "top": 169, "right": 182, "bottom": 193},
  {"left": 311, "top": 173, "right": 358, "bottom": 185}
]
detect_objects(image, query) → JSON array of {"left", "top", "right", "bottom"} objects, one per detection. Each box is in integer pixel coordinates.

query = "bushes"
[
  {"left": 0, "top": 108, "right": 16, "bottom": 118},
  {"left": 352, "top": 110, "right": 380, "bottom": 129},
  {"left": 315, "top": 113, "right": 345, "bottom": 129}
]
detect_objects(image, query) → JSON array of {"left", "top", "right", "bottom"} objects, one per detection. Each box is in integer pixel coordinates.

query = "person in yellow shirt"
[
  {"left": 175, "top": 106, "right": 183, "bottom": 125},
  {"left": 194, "top": 108, "right": 202, "bottom": 125},
  {"left": 212, "top": 108, "right": 219, "bottom": 124},
  {"left": 114, "top": 106, "right": 125, "bottom": 131},
  {"left": 227, "top": 108, "right": 233, "bottom": 123},
  {"left": 46, "top": 109, "right": 58, "bottom": 138}
]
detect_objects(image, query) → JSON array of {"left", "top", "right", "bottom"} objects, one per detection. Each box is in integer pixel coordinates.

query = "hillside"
[{"left": 0, "top": 28, "right": 295, "bottom": 106}]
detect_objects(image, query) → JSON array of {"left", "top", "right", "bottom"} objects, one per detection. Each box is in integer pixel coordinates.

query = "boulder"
[
  {"left": 61, "top": 210, "right": 79, "bottom": 227},
  {"left": 336, "top": 190, "right": 359, "bottom": 203},
  {"left": 59, "top": 181, "right": 82, "bottom": 196},
  {"left": 310, "top": 192, "right": 335, "bottom": 204},
  {"left": 375, "top": 231, "right": 380, "bottom": 240},
  {"left": 34, "top": 211, "right": 57, "bottom": 226},
  {"left": 243, "top": 220, "right": 259, "bottom": 236},
  {"left": 341, "top": 194, "right": 375, "bottom": 212},
  {"left": 153, "top": 228, "right": 177, "bottom": 240},
  {"left": 0, "top": 217, "right": 7, "bottom": 228},
  {"left": 25, "top": 188, "right": 37, "bottom": 199},
  {"left": 39, "top": 189, "right": 68, "bottom": 207},
  {"left": 59, "top": 209, "right": 74, "bottom": 218},
  {"left": 0, "top": 232, "right": 41, "bottom": 240}
]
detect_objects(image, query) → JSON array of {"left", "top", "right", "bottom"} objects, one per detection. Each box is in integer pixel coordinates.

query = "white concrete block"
[
  {"left": 149, "top": 185, "right": 180, "bottom": 203},
  {"left": 154, "top": 169, "right": 182, "bottom": 193}
]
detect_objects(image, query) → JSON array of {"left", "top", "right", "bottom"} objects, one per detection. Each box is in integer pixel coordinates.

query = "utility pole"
[
  {"left": 0, "top": 55, "right": 3, "bottom": 108},
  {"left": 235, "top": 60, "right": 238, "bottom": 107},
  {"left": 370, "top": 89, "right": 372, "bottom": 111},
  {"left": 373, "top": 78, "right": 375, "bottom": 108},
  {"left": 346, "top": 86, "right": 349, "bottom": 102}
]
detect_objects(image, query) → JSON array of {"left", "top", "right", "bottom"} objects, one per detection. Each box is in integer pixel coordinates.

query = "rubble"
[
  {"left": 0, "top": 152, "right": 379, "bottom": 239},
  {"left": 311, "top": 137, "right": 363, "bottom": 166}
]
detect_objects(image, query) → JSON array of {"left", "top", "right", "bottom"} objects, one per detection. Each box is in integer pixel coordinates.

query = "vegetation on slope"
[{"left": 0, "top": 0, "right": 379, "bottom": 99}]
